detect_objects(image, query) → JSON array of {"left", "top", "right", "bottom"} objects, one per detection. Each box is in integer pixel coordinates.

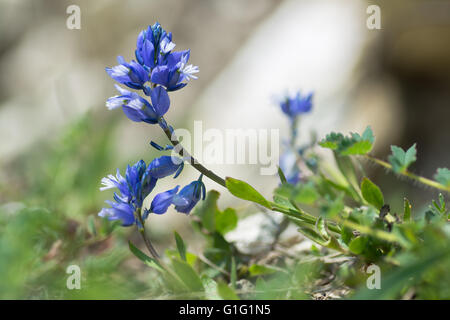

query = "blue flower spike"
[
  {"left": 280, "top": 91, "right": 313, "bottom": 121},
  {"left": 100, "top": 23, "right": 207, "bottom": 231},
  {"left": 106, "top": 22, "right": 199, "bottom": 125}
]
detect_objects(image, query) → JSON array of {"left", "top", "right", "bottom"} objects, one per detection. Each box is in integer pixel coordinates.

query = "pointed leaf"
[
  {"left": 128, "top": 241, "right": 164, "bottom": 273},
  {"left": 174, "top": 231, "right": 187, "bottom": 261},
  {"left": 403, "top": 198, "right": 412, "bottom": 221},
  {"left": 388, "top": 144, "right": 417, "bottom": 173},
  {"left": 225, "top": 177, "right": 271, "bottom": 208},
  {"left": 171, "top": 258, "right": 204, "bottom": 292}
]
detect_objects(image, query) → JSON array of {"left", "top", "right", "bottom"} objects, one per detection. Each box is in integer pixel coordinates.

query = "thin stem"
[
  {"left": 363, "top": 155, "right": 449, "bottom": 192},
  {"left": 139, "top": 228, "right": 160, "bottom": 260},
  {"left": 134, "top": 209, "right": 160, "bottom": 261},
  {"left": 271, "top": 204, "right": 341, "bottom": 234},
  {"left": 158, "top": 117, "right": 226, "bottom": 188}
]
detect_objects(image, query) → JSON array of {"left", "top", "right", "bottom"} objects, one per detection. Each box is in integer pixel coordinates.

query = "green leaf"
[
  {"left": 320, "top": 194, "right": 344, "bottom": 218},
  {"left": 352, "top": 247, "right": 450, "bottom": 299},
  {"left": 128, "top": 241, "right": 164, "bottom": 273},
  {"left": 294, "top": 182, "right": 319, "bottom": 204},
  {"left": 348, "top": 236, "right": 368, "bottom": 255},
  {"left": 439, "top": 193, "right": 446, "bottom": 212},
  {"left": 340, "top": 141, "right": 372, "bottom": 156},
  {"left": 431, "top": 193, "right": 446, "bottom": 214},
  {"left": 171, "top": 258, "right": 204, "bottom": 292},
  {"left": 388, "top": 144, "right": 417, "bottom": 173},
  {"left": 434, "top": 168, "right": 450, "bottom": 187},
  {"left": 277, "top": 166, "right": 287, "bottom": 184},
  {"left": 361, "top": 177, "right": 384, "bottom": 210},
  {"left": 202, "top": 278, "right": 221, "bottom": 300},
  {"left": 231, "top": 257, "right": 237, "bottom": 289},
  {"left": 174, "top": 231, "right": 187, "bottom": 261},
  {"left": 333, "top": 153, "right": 361, "bottom": 201},
  {"left": 193, "top": 190, "right": 238, "bottom": 235},
  {"left": 403, "top": 198, "right": 412, "bottom": 221},
  {"left": 315, "top": 217, "right": 330, "bottom": 241},
  {"left": 341, "top": 225, "right": 354, "bottom": 245},
  {"left": 319, "top": 126, "right": 375, "bottom": 156},
  {"left": 217, "top": 282, "right": 240, "bottom": 300},
  {"left": 248, "top": 264, "right": 278, "bottom": 276},
  {"left": 215, "top": 208, "right": 238, "bottom": 235},
  {"left": 297, "top": 224, "right": 343, "bottom": 251},
  {"left": 87, "top": 215, "right": 97, "bottom": 236},
  {"left": 193, "top": 190, "right": 220, "bottom": 232},
  {"left": 225, "top": 177, "right": 271, "bottom": 209}
]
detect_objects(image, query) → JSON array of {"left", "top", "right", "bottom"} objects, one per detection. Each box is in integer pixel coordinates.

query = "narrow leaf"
[
  {"left": 128, "top": 241, "right": 164, "bottom": 273},
  {"left": 171, "top": 258, "right": 204, "bottom": 292},
  {"left": 174, "top": 231, "right": 187, "bottom": 261},
  {"left": 225, "top": 177, "right": 271, "bottom": 208},
  {"left": 403, "top": 198, "right": 412, "bottom": 221},
  {"left": 277, "top": 166, "right": 288, "bottom": 184}
]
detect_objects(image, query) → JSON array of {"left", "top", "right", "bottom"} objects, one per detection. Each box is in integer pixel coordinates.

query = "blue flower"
[
  {"left": 136, "top": 23, "right": 176, "bottom": 69},
  {"left": 133, "top": 23, "right": 198, "bottom": 92},
  {"left": 99, "top": 201, "right": 136, "bottom": 227},
  {"left": 173, "top": 178, "right": 206, "bottom": 214},
  {"left": 106, "top": 56, "right": 149, "bottom": 90},
  {"left": 105, "top": 22, "right": 199, "bottom": 125},
  {"left": 150, "top": 186, "right": 187, "bottom": 214},
  {"left": 280, "top": 91, "right": 313, "bottom": 120},
  {"left": 106, "top": 85, "right": 170, "bottom": 123},
  {"left": 147, "top": 155, "right": 184, "bottom": 179},
  {"left": 279, "top": 150, "right": 301, "bottom": 185},
  {"left": 151, "top": 50, "right": 199, "bottom": 91},
  {"left": 99, "top": 160, "right": 157, "bottom": 226},
  {"left": 98, "top": 154, "right": 189, "bottom": 225}
]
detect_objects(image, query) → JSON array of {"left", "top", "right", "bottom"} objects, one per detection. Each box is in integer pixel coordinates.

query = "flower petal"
[{"left": 150, "top": 86, "right": 170, "bottom": 117}]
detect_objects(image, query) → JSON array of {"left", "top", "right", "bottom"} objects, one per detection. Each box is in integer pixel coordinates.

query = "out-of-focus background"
[{"left": 0, "top": 0, "right": 449, "bottom": 298}]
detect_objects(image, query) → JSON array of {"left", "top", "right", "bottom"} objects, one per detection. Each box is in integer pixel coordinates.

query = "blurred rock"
[{"left": 225, "top": 211, "right": 284, "bottom": 255}]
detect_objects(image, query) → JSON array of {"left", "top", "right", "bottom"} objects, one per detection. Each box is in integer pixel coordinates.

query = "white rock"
[{"left": 225, "top": 211, "right": 284, "bottom": 255}]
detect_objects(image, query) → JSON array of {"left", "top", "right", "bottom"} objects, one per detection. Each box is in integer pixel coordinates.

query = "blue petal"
[
  {"left": 151, "top": 66, "right": 170, "bottom": 87},
  {"left": 99, "top": 202, "right": 135, "bottom": 226},
  {"left": 147, "top": 155, "right": 183, "bottom": 179},
  {"left": 142, "top": 40, "right": 155, "bottom": 68},
  {"left": 150, "top": 86, "right": 170, "bottom": 116},
  {"left": 174, "top": 181, "right": 202, "bottom": 214},
  {"left": 150, "top": 186, "right": 179, "bottom": 214},
  {"left": 122, "top": 105, "right": 146, "bottom": 122}
]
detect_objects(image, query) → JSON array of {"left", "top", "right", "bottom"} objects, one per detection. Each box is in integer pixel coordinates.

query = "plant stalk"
[
  {"left": 363, "top": 155, "right": 449, "bottom": 192},
  {"left": 158, "top": 117, "right": 226, "bottom": 188},
  {"left": 134, "top": 209, "right": 160, "bottom": 261}
]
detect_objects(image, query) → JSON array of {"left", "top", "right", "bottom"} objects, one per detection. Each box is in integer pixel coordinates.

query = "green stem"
[
  {"left": 271, "top": 204, "right": 341, "bottom": 234},
  {"left": 134, "top": 209, "right": 160, "bottom": 261},
  {"left": 158, "top": 117, "right": 226, "bottom": 188},
  {"left": 363, "top": 155, "right": 449, "bottom": 192}
]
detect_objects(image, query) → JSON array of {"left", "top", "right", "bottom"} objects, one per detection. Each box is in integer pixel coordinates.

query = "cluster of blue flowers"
[
  {"left": 278, "top": 91, "right": 314, "bottom": 185},
  {"left": 105, "top": 22, "right": 198, "bottom": 124},
  {"left": 99, "top": 23, "right": 204, "bottom": 227},
  {"left": 99, "top": 156, "right": 205, "bottom": 226}
]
